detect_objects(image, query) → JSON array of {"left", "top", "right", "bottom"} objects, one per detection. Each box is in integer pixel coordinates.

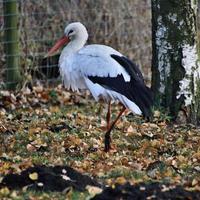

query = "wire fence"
[{"left": 0, "top": 0, "right": 152, "bottom": 90}]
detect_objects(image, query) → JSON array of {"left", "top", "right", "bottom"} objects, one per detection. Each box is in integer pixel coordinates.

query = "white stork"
[{"left": 47, "top": 22, "right": 153, "bottom": 152}]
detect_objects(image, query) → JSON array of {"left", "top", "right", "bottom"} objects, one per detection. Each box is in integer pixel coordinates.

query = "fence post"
[{"left": 3, "top": 0, "right": 21, "bottom": 90}]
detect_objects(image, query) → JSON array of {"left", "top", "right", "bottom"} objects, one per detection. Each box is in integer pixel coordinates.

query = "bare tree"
[{"left": 151, "top": 0, "right": 200, "bottom": 124}]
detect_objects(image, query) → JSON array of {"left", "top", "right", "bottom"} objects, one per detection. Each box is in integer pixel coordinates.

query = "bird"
[{"left": 47, "top": 22, "right": 153, "bottom": 152}]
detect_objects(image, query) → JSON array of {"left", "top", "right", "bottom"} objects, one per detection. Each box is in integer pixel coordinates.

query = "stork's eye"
[{"left": 68, "top": 30, "right": 74, "bottom": 35}]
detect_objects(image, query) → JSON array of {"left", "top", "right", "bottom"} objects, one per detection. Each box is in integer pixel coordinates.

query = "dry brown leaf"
[
  {"left": 115, "top": 176, "right": 127, "bottom": 185},
  {"left": 86, "top": 185, "right": 102, "bottom": 196},
  {"left": 50, "top": 106, "right": 60, "bottom": 113},
  {"left": 28, "top": 127, "right": 42, "bottom": 135},
  {"left": 29, "top": 172, "right": 38, "bottom": 180},
  {"left": 193, "top": 152, "right": 200, "bottom": 161},
  {"left": 0, "top": 90, "right": 10, "bottom": 97},
  {"left": 33, "top": 85, "right": 43, "bottom": 93},
  {"left": 26, "top": 144, "right": 37, "bottom": 152},
  {"left": 192, "top": 179, "right": 199, "bottom": 186},
  {"left": 120, "top": 157, "right": 129, "bottom": 166},
  {"left": 0, "top": 187, "right": 10, "bottom": 196},
  {"left": 154, "top": 110, "right": 161, "bottom": 118}
]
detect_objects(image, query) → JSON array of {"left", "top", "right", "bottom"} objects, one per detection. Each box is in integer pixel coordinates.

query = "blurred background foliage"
[{"left": 0, "top": 0, "right": 151, "bottom": 88}]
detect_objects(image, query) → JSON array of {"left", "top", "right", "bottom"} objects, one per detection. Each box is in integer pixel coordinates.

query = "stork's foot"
[{"left": 104, "top": 131, "right": 111, "bottom": 152}]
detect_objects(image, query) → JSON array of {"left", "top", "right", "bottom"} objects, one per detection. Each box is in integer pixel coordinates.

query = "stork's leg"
[
  {"left": 104, "top": 105, "right": 126, "bottom": 152},
  {"left": 106, "top": 101, "right": 111, "bottom": 130}
]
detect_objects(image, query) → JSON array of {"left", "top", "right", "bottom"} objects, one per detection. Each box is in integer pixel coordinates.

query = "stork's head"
[{"left": 47, "top": 22, "right": 88, "bottom": 57}]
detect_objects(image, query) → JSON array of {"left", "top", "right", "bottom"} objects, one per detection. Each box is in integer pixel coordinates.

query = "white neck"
[
  {"left": 61, "top": 39, "right": 86, "bottom": 58},
  {"left": 59, "top": 39, "right": 85, "bottom": 64},
  {"left": 61, "top": 25, "right": 88, "bottom": 57},
  {"left": 59, "top": 22, "right": 88, "bottom": 63}
]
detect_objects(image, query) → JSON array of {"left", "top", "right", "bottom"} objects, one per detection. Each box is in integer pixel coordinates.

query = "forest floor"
[{"left": 0, "top": 85, "right": 200, "bottom": 199}]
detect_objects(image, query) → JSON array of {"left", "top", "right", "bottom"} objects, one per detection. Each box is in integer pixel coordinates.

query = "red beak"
[{"left": 47, "top": 35, "right": 69, "bottom": 57}]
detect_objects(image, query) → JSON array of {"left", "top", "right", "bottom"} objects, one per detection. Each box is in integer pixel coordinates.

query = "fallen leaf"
[
  {"left": 154, "top": 110, "right": 161, "bottom": 118},
  {"left": 0, "top": 187, "right": 10, "bottom": 196},
  {"left": 26, "top": 144, "right": 37, "bottom": 152},
  {"left": 86, "top": 185, "right": 102, "bottom": 196},
  {"left": 115, "top": 176, "right": 127, "bottom": 185},
  {"left": 29, "top": 172, "right": 38, "bottom": 180},
  {"left": 61, "top": 175, "right": 71, "bottom": 181}
]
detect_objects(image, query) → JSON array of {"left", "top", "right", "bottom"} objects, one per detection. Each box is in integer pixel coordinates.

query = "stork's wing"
[
  {"left": 75, "top": 45, "right": 131, "bottom": 82},
  {"left": 110, "top": 55, "right": 144, "bottom": 82},
  {"left": 87, "top": 55, "right": 153, "bottom": 118},
  {"left": 59, "top": 44, "right": 131, "bottom": 91}
]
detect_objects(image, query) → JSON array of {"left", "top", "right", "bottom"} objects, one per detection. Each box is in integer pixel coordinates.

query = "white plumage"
[
  {"left": 47, "top": 22, "right": 153, "bottom": 151},
  {"left": 59, "top": 45, "right": 130, "bottom": 87},
  {"left": 59, "top": 44, "right": 139, "bottom": 113}
]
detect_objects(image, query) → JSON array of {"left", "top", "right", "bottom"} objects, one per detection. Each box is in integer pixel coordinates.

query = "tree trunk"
[
  {"left": 198, "top": 0, "right": 200, "bottom": 54},
  {"left": 3, "top": 0, "right": 21, "bottom": 90},
  {"left": 151, "top": 0, "right": 200, "bottom": 124}
]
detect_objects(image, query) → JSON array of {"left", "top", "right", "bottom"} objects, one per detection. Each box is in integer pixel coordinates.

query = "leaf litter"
[{"left": 0, "top": 85, "right": 200, "bottom": 199}]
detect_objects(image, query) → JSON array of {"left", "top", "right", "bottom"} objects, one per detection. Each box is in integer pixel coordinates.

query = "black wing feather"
[
  {"left": 88, "top": 55, "right": 153, "bottom": 118},
  {"left": 111, "top": 54, "right": 144, "bottom": 82}
]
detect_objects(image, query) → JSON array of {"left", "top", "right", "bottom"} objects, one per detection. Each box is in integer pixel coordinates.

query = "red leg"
[
  {"left": 104, "top": 105, "right": 126, "bottom": 152},
  {"left": 106, "top": 101, "right": 111, "bottom": 130}
]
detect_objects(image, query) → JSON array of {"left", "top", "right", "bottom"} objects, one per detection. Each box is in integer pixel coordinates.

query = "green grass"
[{"left": 1, "top": 89, "right": 200, "bottom": 199}]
